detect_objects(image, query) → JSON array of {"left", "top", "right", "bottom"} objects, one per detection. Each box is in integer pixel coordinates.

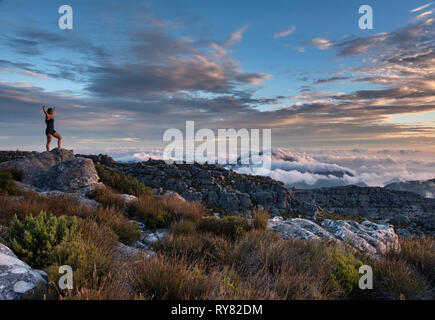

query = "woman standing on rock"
[{"left": 43, "top": 105, "right": 62, "bottom": 151}]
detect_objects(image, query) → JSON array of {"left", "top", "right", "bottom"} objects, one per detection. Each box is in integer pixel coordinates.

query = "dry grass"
[
  {"left": 252, "top": 209, "right": 269, "bottom": 231},
  {"left": 87, "top": 187, "right": 124, "bottom": 211},
  {"left": 128, "top": 194, "right": 206, "bottom": 229},
  {"left": 163, "top": 196, "right": 206, "bottom": 221},
  {"left": 394, "top": 236, "right": 435, "bottom": 285},
  {"left": 0, "top": 191, "right": 94, "bottom": 224},
  {"left": 3, "top": 182, "right": 433, "bottom": 301},
  {"left": 371, "top": 257, "right": 431, "bottom": 300},
  {"left": 129, "top": 254, "right": 220, "bottom": 299},
  {"left": 196, "top": 216, "right": 251, "bottom": 239}
]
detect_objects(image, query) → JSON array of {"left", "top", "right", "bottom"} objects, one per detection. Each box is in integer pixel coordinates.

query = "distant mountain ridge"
[{"left": 384, "top": 178, "right": 435, "bottom": 199}]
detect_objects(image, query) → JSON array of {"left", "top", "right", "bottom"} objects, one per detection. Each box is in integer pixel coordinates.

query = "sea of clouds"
[{"left": 109, "top": 148, "right": 435, "bottom": 189}]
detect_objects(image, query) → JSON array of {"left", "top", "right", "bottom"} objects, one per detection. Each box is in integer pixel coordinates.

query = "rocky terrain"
[
  {"left": 385, "top": 178, "right": 435, "bottom": 199},
  {"left": 292, "top": 186, "right": 435, "bottom": 236},
  {"left": 0, "top": 149, "right": 433, "bottom": 299}
]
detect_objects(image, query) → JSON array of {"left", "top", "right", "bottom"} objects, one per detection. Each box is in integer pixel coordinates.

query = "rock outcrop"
[
  {"left": 105, "top": 159, "right": 319, "bottom": 217},
  {"left": 0, "top": 243, "right": 46, "bottom": 300},
  {"left": 321, "top": 219, "right": 400, "bottom": 255},
  {"left": 292, "top": 185, "right": 435, "bottom": 235},
  {"left": 268, "top": 217, "right": 400, "bottom": 255},
  {"left": 385, "top": 178, "right": 435, "bottom": 199},
  {"left": 1, "top": 149, "right": 99, "bottom": 192}
]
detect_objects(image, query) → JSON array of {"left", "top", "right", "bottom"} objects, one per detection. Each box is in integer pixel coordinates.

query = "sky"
[{"left": 0, "top": 0, "right": 434, "bottom": 158}]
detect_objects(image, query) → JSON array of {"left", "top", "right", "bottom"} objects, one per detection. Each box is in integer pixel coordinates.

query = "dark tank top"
[{"left": 46, "top": 118, "right": 54, "bottom": 132}]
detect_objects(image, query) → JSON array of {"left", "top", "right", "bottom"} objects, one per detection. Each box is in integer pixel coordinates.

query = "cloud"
[
  {"left": 273, "top": 26, "right": 296, "bottom": 39},
  {"left": 313, "top": 76, "right": 350, "bottom": 85},
  {"left": 415, "top": 9, "right": 433, "bottom": 19},
  {"left": 306, "top": 38, "right": 332, "bottom": 50},
  {"left": 0, "top": 2, "right": 433, "bottom": 153},
  {"left": 111, "top": 148, "right": 435, "bottom": 189},
  {"left": 411, "top": 2, "right": 433, "bottom": 13},
  {"left": 225, "top": 25, "right": 248, "bottom": 47}
]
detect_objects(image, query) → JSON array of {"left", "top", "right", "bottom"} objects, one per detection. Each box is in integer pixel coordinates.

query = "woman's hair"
[{"left": 47, "top": 108, "right": 53, "bottom": 114}]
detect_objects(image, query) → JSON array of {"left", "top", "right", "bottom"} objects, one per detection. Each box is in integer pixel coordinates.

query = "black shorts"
[{"left": 45, "top": 129, "right": 56, "bottom": 135}]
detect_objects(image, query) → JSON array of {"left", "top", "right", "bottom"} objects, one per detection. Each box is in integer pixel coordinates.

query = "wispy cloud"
[
  {"left": 225, "top": 25, "right": 248, "bottom": 47},
  {"left": 411, "top": 2, "right": 433, "bottom": 13},
  {"left": 300, "top": 38, "right": 332, "bottom": 50},
  {"left": 273, "top": 26, "right": 296, "bottom": 39}
]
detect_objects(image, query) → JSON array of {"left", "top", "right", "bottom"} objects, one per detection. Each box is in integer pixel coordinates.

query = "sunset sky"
[{"left": 0, "top": 0, "right": 434, "bottom": 154}]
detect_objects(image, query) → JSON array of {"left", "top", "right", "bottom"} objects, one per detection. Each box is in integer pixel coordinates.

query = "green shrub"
[
  {"left": 95, "top": 164, "right": 152, "bottom": 197},
  {"left": 0, "top": 170, "right": 20, "bottom": 195},
  {"left": 328, "top": 248, "right": 364, "bottom": 298},
  {"left": 196, "top": 216, "right": 251, "bottom": 239},
  {"left": 48, "top": 219, "right": 118, "bottom": 290},
  {"left": 9, "top": 212, "right": 78, "bottom": 268}
]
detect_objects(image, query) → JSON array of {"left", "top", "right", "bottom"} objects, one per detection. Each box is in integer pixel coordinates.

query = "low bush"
[
  {"left": 87, "top": 187, "right": 124, "bottom": 211},
  {"left": 252, "top": 209, "right": 269, "bottom": 231},
  {"left": 393, "top": 236, "right": 435, "bottom": 285},
  {"left": 130, "top": 254, "right": 220, "bottom": 299},
  {"left": 196, "top": 216, "right": 251, "bottom": 239},
  {"left": 9, "top": 212, "right": 78, "bottom": 268},
  {"left": 169, "top": 219, "right": 196, "bottom": 235},
  {"left": 49, "top": 219, "right": 118, "bottom": 290},
  {"left": 94, "top": 208, "right": 140, "bottom": 245},
  {"left": 0, "top": 166, "right": 23, "bottom": 181},
  {"left": 128, "top": 194, "right": 207, "bottom": 229},
  {"left": 0, "top": 169, "right": 20, "bottom": 196},
  {"left": 327, "top": 247, "right": 365, "bottom": 298},
  {"left": 371, "top": 257, "right": 431, "bottom": 299},
  {"left": 153, "top": 232, "right": 231, "bottom": 265},
  {"left": 164, "top": 196, "right": 206, "bottom": 222},
  {"left": 128, "top": 195, "right": 172, "bottom": 228},
  {"left": 95, "top": 164, "right": 153, "bottom": 197},
  {"left": 0, "top": 192, "right": 95, "bottom": 225}
]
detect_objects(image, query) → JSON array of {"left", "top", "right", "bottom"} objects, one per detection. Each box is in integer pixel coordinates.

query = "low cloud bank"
[{"left": 111, "top": 148, "right": 435, "bottom": 189}]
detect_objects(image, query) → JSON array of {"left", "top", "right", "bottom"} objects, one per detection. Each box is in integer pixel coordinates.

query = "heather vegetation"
[
  {"left": 0, "top": 172, "right": 433, "bottom": 300},
  {"left": 95, "top": 164, "right": 153, "bottom": 197}
]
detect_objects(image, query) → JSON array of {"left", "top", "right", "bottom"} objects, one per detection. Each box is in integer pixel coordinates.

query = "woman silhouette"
[{"left": 43, "top": 105, "right": 62, "bottom": 151}]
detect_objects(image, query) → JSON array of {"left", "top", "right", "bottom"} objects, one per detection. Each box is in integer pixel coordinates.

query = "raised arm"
[{"left": 42, "top": 105, "right": 49, "bottom": 118}]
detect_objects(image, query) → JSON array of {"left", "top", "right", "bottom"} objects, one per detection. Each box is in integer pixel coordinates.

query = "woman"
[{"left": 43, "top": 105, "right": 62, "bottom": 151}]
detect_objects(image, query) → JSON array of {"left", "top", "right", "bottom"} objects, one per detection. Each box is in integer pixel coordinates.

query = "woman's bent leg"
[{"left": 53, "top": 132, "right": 62, "bottom": 149}]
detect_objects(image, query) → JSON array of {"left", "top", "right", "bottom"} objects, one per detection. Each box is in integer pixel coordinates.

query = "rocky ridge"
[
  {"left": 0, "top": 149, "right": 431, "bottom": 298},
  {"left": 292, "top": 186, "right": 435, "bottom": 236}
]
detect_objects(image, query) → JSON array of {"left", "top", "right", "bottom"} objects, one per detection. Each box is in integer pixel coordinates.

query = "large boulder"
[
  {"left": 321, "top": 219, "right": 400, "bottom": 255},
  {"left": 268, "top": 217, "right": 400, "bottom": 255},
  {"left": 0, "top": 243, "right": 46, "bottom": 300},
  {"left": 35, "top": 157, "right": 99, "bottom": 191},
  {"left": 268, "top": 217, "right": 334, "bottom": 241},
  {"left": 2, "top": 149, "right": 99, "bottom": 192}
]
